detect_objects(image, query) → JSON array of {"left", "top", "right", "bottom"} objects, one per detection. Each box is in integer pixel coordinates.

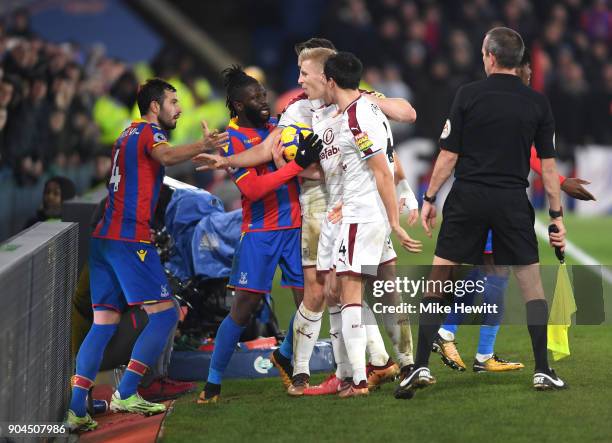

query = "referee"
[{"left": 395, "top": 27, "right": 567, "bottom": 399}]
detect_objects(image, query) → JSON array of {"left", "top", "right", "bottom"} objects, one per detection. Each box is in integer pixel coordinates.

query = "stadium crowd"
[
  {"left": 0, "top": 0, "right": 608, "bottom": 239},
  {"left": 320, "top": 0, "right": 612, "bottom": 155},
  {"left": 0, "top": 8, "right": 229, "bottom": 191}
]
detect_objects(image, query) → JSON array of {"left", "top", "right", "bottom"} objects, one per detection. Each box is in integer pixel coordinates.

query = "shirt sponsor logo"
[
  {"left": 354, "top": 132, "right": 373, "bottom": 152},
  {"left": 320, "top": 145, "right": 340, "bottom": 161}
]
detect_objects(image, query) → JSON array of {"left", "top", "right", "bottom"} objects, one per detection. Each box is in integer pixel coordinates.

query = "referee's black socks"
[
  {"left": 526, "top": 299, "right": 550, "bottom": 373},
  {"left": 414, "top": 296, "right": 447, "bottom": 369}
]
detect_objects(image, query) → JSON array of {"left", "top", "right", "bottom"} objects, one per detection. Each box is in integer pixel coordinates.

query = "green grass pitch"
[{"left": 161, "top": 213, "right": 612, "bottom": 442}]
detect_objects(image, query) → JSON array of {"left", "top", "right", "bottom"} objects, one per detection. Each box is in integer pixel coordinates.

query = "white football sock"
[
  {"left": 438, "top": 328, "right": 455, "bottom": 341},
  {"left": 475, "top": 353, "right": 493, "bottom": 363},
  {"left": 328, "top": 305, "right": 350, "bottom": 379},
  {"left": 383, "top": 313, "right": 414, "bottom": 367},
  {"left": 341, "top": 304, "right": 367, "bottom": 385},
  {"left": 292, "top": 302, "right": 323, "bottom": 376},
  {"left": 362, "top": 301, "right": 389, "bottom": 366}
]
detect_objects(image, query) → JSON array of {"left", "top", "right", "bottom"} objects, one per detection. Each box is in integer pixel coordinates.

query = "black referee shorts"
[{"left": 435, "top": 181, "right": 539, "bottom": 265}]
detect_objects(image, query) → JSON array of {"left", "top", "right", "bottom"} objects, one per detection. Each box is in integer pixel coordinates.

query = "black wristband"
[
  {"left": 549, "top": 207, "right": 563, "bottom": 219},
  {"left": 423, "top": 193, "right": 436, "bottom": 203}
]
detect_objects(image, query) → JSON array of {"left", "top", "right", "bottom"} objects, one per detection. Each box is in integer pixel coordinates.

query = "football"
[{"left": 280, "top": 123, "right": 312, "bottom": 161}]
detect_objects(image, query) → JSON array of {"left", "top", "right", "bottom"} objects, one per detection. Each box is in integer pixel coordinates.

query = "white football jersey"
[
  {"left": 312, "top": 104, "right": 344, "bottom": 211},
  {"left": 339, "top": 96, "right": 394, "bottom": 223},
  {"left": 279, "top": 93, "right": 327, "bottom": 216}
]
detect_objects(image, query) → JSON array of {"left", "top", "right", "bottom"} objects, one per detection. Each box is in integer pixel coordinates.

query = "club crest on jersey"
[
  {"left": 440, "top": 119, "right": 451, "bottom": 139},
  {"left": 354, "top": 132, "right": 373, "bottom": 152},
  {"left": 136, "top": 249, "right": 148, "bottom": 262},
  {"left": 323, "top": 128, "right": 334, "bottom": 144},
  {"left": 239, "top": 272, "right": 248, "bottom": 285}
]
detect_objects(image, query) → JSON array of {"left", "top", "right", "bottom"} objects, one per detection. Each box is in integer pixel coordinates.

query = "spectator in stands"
[
  {"left": 548, "top": 60, "right": 589, "bottom": 160},
  {"left": 414, "top": 57, "right": 454, "bottom": 141},
  {"left": 7, "top": 7, "right": 34, "bottom": 39},
  {"left": 587, "top": 62, "right": 612, "bottom": 145},
  {"left": 23, "top": 175, "right": 76, "bottom": 228}
]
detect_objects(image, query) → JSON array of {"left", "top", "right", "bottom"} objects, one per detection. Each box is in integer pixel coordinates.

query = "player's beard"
[
  {"left": 244, "top": 105, "right": 269, "bottom": 128},
  {"left": 158, "top": 110, "right": 178, "bottom": 131}
]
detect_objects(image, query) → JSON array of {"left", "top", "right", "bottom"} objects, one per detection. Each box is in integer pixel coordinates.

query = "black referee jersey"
[
  {"left": 439, "top": 73, "right": 556, "bottom": 188},
  {"left": 435, "top": 73, "right": 557, "bottom": 265}
]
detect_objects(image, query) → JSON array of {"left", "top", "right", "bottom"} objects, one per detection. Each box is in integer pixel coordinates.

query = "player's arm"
[
  {"left": 153, "top": 121, "right": 229, "bottom": 166},
  {"left": 193, "top": 127, "right": 280, "bottom": 170},
  {"left": 530, "top": 146, "right": 595, "bottom": 201},
  {"left": 270, "top": 130, "right": 321, "bottom": 179},
  {"left": 368, "top": 152, "right": 421, "bottom": 252},
  {"left": 235, "top": 133, "right": 322, "bottom": 201},
  {"left": 393, "top": 151, "right": 419, "bottom": 225},
  {"left": 364, "top": 94, "right": 416, "bottom": 123}
]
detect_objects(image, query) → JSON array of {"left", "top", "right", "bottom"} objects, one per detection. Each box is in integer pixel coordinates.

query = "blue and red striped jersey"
[
  {"left": 222, "top": 117, "right": 301, "bottom": 232},
  {"left": 93, "top": 119, "right": 167, "bottom": 242}
]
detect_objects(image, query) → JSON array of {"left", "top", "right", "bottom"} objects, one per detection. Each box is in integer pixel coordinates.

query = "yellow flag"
[{"left": 547, "top": 263, "right": 577, "bottom": 360}]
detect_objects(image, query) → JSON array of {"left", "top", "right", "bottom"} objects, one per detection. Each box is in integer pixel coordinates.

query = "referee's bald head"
[{"left": 482, "top": 27, "right": 525, "bottom": 70}]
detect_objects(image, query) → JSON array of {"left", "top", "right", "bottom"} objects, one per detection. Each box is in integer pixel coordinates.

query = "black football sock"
[
  {"left": 414, "top": 297, "right": 446, "bottom": 369},
  {"left": 204, "top": 382, "right": 221, "bottom": 397},
  {"left": 526, "top": 299, "right": 549, "bottom": 373}
]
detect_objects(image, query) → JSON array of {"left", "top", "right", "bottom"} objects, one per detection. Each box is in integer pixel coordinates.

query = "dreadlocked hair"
[{"left": 222, "top": 65, "right": 258, "bottom": 118}]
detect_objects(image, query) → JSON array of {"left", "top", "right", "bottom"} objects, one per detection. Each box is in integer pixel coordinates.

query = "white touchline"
[{"left": 533, "top": 218, "right": 612, "bottom": 286}]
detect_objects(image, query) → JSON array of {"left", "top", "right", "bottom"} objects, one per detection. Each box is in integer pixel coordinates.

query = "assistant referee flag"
[{"left": 547, "top": 263, "right": 577, "bottom": 361}]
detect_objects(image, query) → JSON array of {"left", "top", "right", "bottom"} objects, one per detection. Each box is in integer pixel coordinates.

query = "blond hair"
[{"left": 298, "top": 47, "right": 336, "bottom": 68}]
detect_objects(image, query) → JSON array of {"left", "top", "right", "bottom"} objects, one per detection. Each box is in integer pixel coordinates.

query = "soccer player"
[
  {"left": 319, "top": 52, "right": 422, "bottom": 398},
  {"left": 66, "top": 79, "right": 229, "bottom": 432},
  {"left": 279, "top": 46, "right": 418, "bottom": 396},
  {"left": 194, "top": 38, "right": 420, "bottom": 396},
  {"left": 433, "top": 51, "right": 595, "bottom": 373},
  {"left": 196, "top": 66, "right": 322, "bottom": 404}
]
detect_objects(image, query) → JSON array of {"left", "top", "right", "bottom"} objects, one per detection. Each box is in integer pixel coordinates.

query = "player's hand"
[
  {"left": 561, "top": 178, "right": 595, "bottom": 201},
  {"left": 549, "top": 217, "right": 566, "bottom": 252},
  {"left": 192, "top": 153, "right": 230, "bottom": 171},
  {"left": 271, "top": 135, "right": 287, "bottom": 169},
  {"left": 391, "top": 224, "right": 422, "bottom": 253},
  {"left": 405, "top": 208, "right": 419, "bottom": 226},
  {"left": 421, "top": 201, "right": 436, "bottom": 237},
  {"left": 328, "top": 201, "right": 343, "bottom": 224},
  {"left": 294, "top": 133, "right": 322, "bottom": 169},
  {"left": 201, "top": 120, "right": 229, "bottom": 152}
]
